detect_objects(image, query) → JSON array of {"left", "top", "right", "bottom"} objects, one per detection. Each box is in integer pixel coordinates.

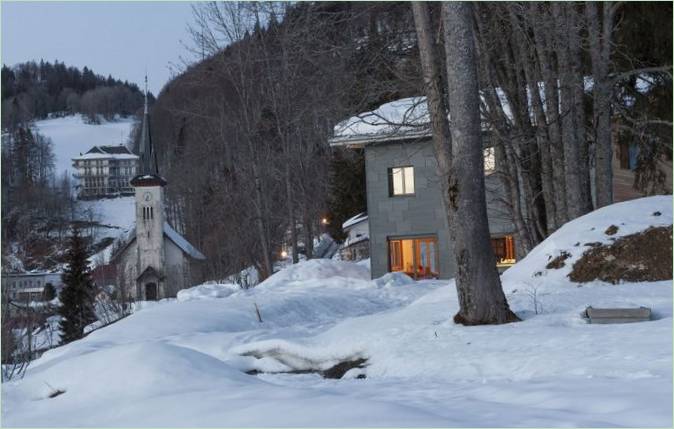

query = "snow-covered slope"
[
  {"left": 34, "top": 114, "right": 136, "bottom": 180},
  {"left": 33, "top": 115, "right": 138, "bottom": 262},
  {"left": 3, "top": 197, "right": 672, "bottom": 427}
]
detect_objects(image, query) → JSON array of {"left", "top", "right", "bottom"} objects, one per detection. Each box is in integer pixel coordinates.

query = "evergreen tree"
[
  {"left": 43, "top": 283, "right": 57, "bottom": 301},
  {"left": 58, "top": 227, "right": 97, "bottom": 344}
]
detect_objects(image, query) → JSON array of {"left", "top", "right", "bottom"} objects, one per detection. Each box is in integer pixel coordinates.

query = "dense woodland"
[
  {"left": 1, "top": 60, "right": 149, "bottom": 127},
  {"left": 142, "top": 2, "right": 671, "bottom": 283}
]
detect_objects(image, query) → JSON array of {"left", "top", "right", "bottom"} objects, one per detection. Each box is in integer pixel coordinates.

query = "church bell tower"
[{"left": 130, "top": 75, "right": 167, "bottom": 301}]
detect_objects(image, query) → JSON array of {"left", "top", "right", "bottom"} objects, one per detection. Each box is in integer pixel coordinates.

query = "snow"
[
  {"left": 33, "top": 114, "right": 136, "bottom": 180},
  {"left": 333, "top": 96, "right": 430, "bottom": 143},
  {"left": 342, "top": 212, "right": 368, "bottom": 229},
  {"left": 176, "top": 283, "right": 241, "bottom": 302},
  {"left": 3, "top": 196, "right": 671, "bottom": 427},
  {"left": 72, "top": 152, "right": 138, "bottom": 160}
]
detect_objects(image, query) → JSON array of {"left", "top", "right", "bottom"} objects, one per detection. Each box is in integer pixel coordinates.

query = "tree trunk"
[
  {"left": 441, "top": 1, "right": 519, "bottom": 325},
  {"left": 552, "top": 3, "right": 587, "bottom": 220},
  {"left": 587, "top": 1, "right": 614, "bottom": 208},
  {"left": 285, "top": 162, "right": 299, "bottom": 264},
  {"left": 531, "top": 4, "right": 568, "bottom": 226}
]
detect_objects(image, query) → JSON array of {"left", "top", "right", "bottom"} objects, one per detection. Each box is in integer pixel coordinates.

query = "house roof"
[
  {"left": 330, "top": 74, "right": 660, "bottom": 148},
  {"left": 73, "top": 145, "right": 139, "bottom": 161},
  {"left": 342, "top": 212, "right": 368, "bottom": 230},
  {"left": 330, "top": 97, "right": 432, "bottom": 148}
]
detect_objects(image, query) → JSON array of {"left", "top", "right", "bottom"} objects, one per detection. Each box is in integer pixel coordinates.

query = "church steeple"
[{"left": 139, "top": 74, "right": 158, "bottom": 175}]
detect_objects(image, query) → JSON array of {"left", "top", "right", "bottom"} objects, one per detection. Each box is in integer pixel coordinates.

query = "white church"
[{"left": 111, "top": 79, "right": 206, "bottom": 301}]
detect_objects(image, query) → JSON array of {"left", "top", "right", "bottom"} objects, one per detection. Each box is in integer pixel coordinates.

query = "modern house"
[
  {"left": 329, "top": 97, "right": 516, "bottom": 280},
  {"left": 1, "top": 271, "right": 64, "bottom": 302},
  {"left": 72, "top": 145, "right": 139, "bottom": 199},
  {"left": 339, "top": 212, "right": 370, "bottom": 262},
  {"left": 110, "top": 80, "right": 206, "bottom": 301}
]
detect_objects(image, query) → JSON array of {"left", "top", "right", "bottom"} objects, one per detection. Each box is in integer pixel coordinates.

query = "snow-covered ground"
[{"left": 2, "top": 197, "right": 672, "bottom": 427}]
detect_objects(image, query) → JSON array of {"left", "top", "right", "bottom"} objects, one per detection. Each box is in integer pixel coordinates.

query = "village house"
[
  {"left": 72, "top": 145, "right": 139, "bottom": 199},
  {"left": 330, "top": 94, "right": 668, "bottom": 281},
  {"left": 330, "top": 97, "right": 516, "bottom": 280},
  {"left": 338, "top": 212, "right": 370, "bottom": 262},
  {"left": 110, "top": 80, "right": 206, "bottom": 301},
  {"left": 1, "top": 271, "right": 64, "bottom": 302}
]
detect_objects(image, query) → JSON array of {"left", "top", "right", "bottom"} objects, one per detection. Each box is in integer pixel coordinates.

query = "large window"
[
  {"left": 389, "top": 236, "right": 438, "bottom": 279},
  {"left": 388, "top": 166, "right": 415, "bottom": 196},
  {"left": 491, "top": 235, "right": 516, "bottom": 267}
]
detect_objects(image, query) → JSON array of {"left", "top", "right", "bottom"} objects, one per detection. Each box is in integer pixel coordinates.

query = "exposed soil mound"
[
  {"left": 546, "top": 251, "right": 571, "bottom": 269},
  {"left": 569, "top": 226, "right": 673, "bottom": 284}
]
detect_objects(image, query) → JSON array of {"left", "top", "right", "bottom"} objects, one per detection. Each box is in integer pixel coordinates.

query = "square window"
[{"left": 389, "top": 166, "right": 415, "bottom": 196}]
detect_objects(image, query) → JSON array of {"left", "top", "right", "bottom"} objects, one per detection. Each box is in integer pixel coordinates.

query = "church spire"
[{"left": 139, "top": 73, "right": 158, "bottom": 175}]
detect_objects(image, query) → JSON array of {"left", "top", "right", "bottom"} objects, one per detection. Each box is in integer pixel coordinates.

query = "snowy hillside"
[
  {"left": 34, "top": 114, "right": 136, "bottom": 180},
  {"left": 2, "top": 197, "right": 672, "bottom": 427},
  {"left": 33, "top": 115, "right": 137, "bottom": 260}
]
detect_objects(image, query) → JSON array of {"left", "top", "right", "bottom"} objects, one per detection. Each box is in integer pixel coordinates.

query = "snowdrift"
[{"left": 3, "top": 197, "right": 671, "bottom": 427}]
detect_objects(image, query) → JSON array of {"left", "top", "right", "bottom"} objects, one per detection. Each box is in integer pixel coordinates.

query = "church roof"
[
  {"left": 110, "top": 222, "right": 206, "bottom": 262},
  {"left": 163, "top": 222, "right": 207, "bottom": 260},
  {"left": 136, "top": 266, "right": 164, "bottom": 282}
]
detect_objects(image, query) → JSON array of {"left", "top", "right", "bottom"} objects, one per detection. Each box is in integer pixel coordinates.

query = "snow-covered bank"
[{"left": 3, "top": 197, "right": 671, "bottom": 427}]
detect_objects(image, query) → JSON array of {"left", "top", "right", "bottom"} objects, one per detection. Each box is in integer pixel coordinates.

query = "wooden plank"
[{"left": 585, "top": 306, "right": 651, "bottom": 324}]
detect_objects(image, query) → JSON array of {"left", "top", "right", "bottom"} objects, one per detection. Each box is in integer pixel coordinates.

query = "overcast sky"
[{"left": 2, "top": 1, "right": 197, "bottom": 95}]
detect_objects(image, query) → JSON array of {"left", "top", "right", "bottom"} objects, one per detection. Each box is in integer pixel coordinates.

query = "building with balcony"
[{"left": 72, "top": 145, "right": 139, "bottom": 199}]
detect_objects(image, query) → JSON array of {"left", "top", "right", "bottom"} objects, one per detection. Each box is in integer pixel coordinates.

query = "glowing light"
[
  {"left": 321, "top": 218, "right": 329, "bottom": 225},
  {"left": 281, "top": 250, "right": 288, "bottom": 258}
]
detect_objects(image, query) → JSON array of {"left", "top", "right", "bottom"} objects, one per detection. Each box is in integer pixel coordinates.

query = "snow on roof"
[
  {"left": 73, "top": 153, "right": 139, "bottom": 161},
  {"left": 163, "top": 222, "right": 207, "bottom": 260},
  {"left": 342, "top": 212, "right": 368, "bottom": 230},
  {"left": 331, "top": 74, "right": 664, "bottom": 147},
  {"left": 333, "top": 97, "right": 431, "bottom": 144}
]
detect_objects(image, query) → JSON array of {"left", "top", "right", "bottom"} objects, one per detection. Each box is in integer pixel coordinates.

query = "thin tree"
[{"left": 58, "top": 226, "right": 97, "bottom": 344}]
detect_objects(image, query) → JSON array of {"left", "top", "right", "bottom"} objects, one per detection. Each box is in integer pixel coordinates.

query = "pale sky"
[{"left": 1, "top": 1, "right": 198, "bottom": 95}]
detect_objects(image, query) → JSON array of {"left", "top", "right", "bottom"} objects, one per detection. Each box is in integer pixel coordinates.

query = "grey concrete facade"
[{"left": 365, "top": 138, "right": 515, "bottom": 279}]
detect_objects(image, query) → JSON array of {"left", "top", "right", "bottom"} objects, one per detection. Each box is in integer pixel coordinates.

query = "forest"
[
  {"left": 143, "top": 2, "right": 671, "bottom": 283},
  {"left": 1, "top": 60, "right": 148, "bottom": 127}
]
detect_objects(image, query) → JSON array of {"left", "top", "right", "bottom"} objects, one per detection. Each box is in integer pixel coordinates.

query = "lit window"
[
  {"left": 491, "top": 235, "right": 516, "bottom": 267},
  {"left": 388, "top": 236, "right": 438, "bottom": 279},
  {"left": 484, "top": 147, "right": 496, "bottom": 174},
  {"left": 389, "top": 166, "right": 415, "bottom": 196}
]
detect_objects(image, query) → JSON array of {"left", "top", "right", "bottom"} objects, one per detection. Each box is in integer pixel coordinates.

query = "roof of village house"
[
  {"left": 342, "top": 212, "right": 368, "bottom": 230},
  {"left": 330, "top": 75, "right": 658, "bottom": 148}
]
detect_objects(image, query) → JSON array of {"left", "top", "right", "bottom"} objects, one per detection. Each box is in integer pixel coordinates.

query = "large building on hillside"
[
  {"left": 110, "top": 79, "right": 206, "bottom": 301},
  {"left": 1, "top": 272, "right": 64, "bottom": 302},
  {"left": 72, "top": 145, "right": 139, "bottom": 199}
]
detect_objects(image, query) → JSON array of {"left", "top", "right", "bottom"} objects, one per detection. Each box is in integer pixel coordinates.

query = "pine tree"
[{"left": 58, "top": 227, "right": 97, "bottom": 344}]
